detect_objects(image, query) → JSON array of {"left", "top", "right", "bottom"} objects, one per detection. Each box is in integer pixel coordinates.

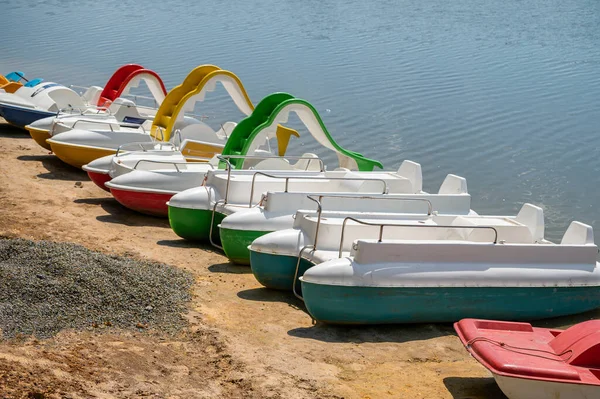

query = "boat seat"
[
  {"left": 561, "top": 221, "right": 595, "bottom": 245},
  {"left": 253, "top": 158, "right": 294, "bottom": 170},
  {"left": 448, "top": 216, "right": 534, "bottom": 243},
  {"left": 456, "top": 319, "right": 582, "bottom": 382},
  {"left": 5, "top": 71, "right": 25, "bottom": 82},
  {"left": 24, "top": 78, "right": 44, "bottom": 87},
  {"left": 397, "top": 160, "right": 422, "bottom": 192},
  {"left": 549, "top": 320, "right": 600, "bottom": 368},
  {"left": 338, "top": 171, "right": 392, "bottom": 194}
]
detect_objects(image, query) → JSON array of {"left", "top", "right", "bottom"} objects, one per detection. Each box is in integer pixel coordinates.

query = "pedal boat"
[
  {"left": 219, "top": 163, "right": 472, "bottom": 264},
  {"left": 0, "top": 71, "right": 28, "bottom": 94},
  {"left": 82, "top": 121, "right": 236, "bottom": 192},
  {"left": 25, "top": 64, "right": 166, "bottom": 150},
  {"left": 249, "top": 203, "right": 600, "bottom": 324},
  {"left": 166, "top": 92, "right": 383, "bottom": 240},
  {"left": 47, "top": 65, "right": 252, "bottom": 169},
  {"left": 455, "top": 318, "right": 600, "bottom": 399}
]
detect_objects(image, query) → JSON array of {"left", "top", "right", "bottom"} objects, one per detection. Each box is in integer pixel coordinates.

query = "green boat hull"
[
  {"left": 168, "top": 206, "right": 225, "bottom": 242},
  {"left": 250, "top": 250, "right": 313, "bottom": 291},
  {"left": 300, "top": 283, "right": 600, "bottom": 324},
  {"left": 220, "top": 228, "right": 269, "bottom": 265}
]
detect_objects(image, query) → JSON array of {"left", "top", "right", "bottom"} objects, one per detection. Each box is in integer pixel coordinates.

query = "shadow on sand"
[
  {"left": 74, "top": 197, "right": 170, "bottom": 228},
  {"left": 208, "top": 262, "right": 252, "bottom": 275},
  {"left": 237, "top": 287, "right": 305, "bottom": 311},
  {"left": 288, "top": 320, "right": 457, "bottom": 344},
  {"left": 532, "top": 307, "right": 600, "bottom": 330},
  {"left": 0, "top": 123, "right": 30, "bottom": 138},
  {"left": 443, "top": 377, "right": 507, "bottom": 399},
  {"left": 18, "top": 154, "right": 88, "bottom": 181},
  {"left": 156, "top": 239, "right": 213, "bottom": 250}
]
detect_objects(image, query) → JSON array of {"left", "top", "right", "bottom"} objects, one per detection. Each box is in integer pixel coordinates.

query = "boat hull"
[
  {"left": 493, "top": 373, "right": 600, "bottom": 399},
  {"left": 48, "top": 141, "right": 116, "bottom": 169},
  {"left": 26, "top": 126, "right": 52, "bottom": 150},
  {"left": 250, "top": 250, "right": 313, "bottom": 291},
  {"left": 0, "top": 103, "right": 55, "bottom": 129},
  {"left": 168, "top": 207, "right": 225, "bottom": 242},
  {"left": 300, "top": 283, "right": 600, "bottom": 324},
  {"left": 220, "top": 228, "right": 268, "bottom": 265},
  {"left": 110, "top": 188, "right": 172, "bottom": 217},
  {"left": 87, "top": 170, "right": 111, "bottom": 192}
]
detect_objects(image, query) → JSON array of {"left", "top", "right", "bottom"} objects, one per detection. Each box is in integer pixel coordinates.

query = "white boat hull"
[{"left": 494, "top": 373, "right": 600, "bottom": 399}]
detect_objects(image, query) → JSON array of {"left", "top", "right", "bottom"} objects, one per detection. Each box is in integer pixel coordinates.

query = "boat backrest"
[
  {"left": 291, "top": 153, "right": 322, "bottom": 171},
  {"left": 47, "top": 86, "right": 86, "bottom": 110},
  {"left": 81, "top": 85, "right": 103, "bottom": 105},
  {"left": 111, "top": 98, "right": 142, "bottom": 121},
  {"left": 337, "top": 171, "right": 391, "bottom": 193},
  {"left": 438, "top": 174, "right": 468, "bottom": 194},
  {"left": 397, "top": 160, "right": 422, "bottom": 192},
  {"left": 447, "top": 216, "right": 534, "bottom": 243},
  {"left": 253, "top": 158, "right": 295, "bottom": 170},
  {"left": 561, "top": 221, "right": 595, "bottom": 245},
  {"left": 4, "top": 71, "right": 25, "bottom": 82},
  {"left": 24, "top": 78, "right": 44, "bottom": 87},
  {"left": 352, "top": 239, "right": 599, "bottom": 265},
  {"left": 515, "top": 203, "right": 545, "bottom": 242},
  {"left": 180, "top": 139, "right": 225, "bottom": 161},
  {"left": 549, "top": 320, "right": 600, "bottom": 368}
]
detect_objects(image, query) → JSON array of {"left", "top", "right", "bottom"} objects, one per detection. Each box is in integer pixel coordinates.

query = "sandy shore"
[{"left": 1, "top": 120, "right": 596, "bottom": 398}]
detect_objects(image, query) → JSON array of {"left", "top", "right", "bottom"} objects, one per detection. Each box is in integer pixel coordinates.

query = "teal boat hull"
[
  {"left": 300, "top": 283, "right": 600, "bottom": 324},
  {"left": 250, "top": 250, "right": 313, "bottom": 291}
]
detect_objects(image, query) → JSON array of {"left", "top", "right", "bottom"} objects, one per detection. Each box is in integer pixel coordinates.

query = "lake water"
[{"left": 1, "top": 0, "right": 599, "bottom": 242}]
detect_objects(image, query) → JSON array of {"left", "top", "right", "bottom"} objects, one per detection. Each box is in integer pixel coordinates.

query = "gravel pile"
[{"left": 0, "top": 238, "right": 193, "bottom": 339}]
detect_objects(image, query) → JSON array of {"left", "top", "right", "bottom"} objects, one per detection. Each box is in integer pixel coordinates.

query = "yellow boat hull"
[
  {"left": 27, "top": 126, "right": 52, "bottom": 150},
  {"left": 47, "top": 140, "right": 116, "bottom": 169}
]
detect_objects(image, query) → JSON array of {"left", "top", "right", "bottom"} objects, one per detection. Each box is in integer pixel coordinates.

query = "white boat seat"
[
  {"left": 448, "top": 216, "right": 534, "bottom": 243},
  {"left": 561, "top": 222, "right": 595, "bottom": 245}
]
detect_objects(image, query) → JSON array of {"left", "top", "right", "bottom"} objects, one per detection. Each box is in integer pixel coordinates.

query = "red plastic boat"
[
  {"left": 109, "top": 186, "right": 172, "bottom": 217},
  {"left": 455, "top": 318, "right": 600, "bottom": 399}
]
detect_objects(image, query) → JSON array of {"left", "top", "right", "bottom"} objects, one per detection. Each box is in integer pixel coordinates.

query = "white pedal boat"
[
  {"left": 219, "top": 161, "right": 473, "bottom": 264},
  {"left": 107, "top": 91, "right": 383, "bottom": 220},
  {"left": 26, "top": 64, "right": 166, "bottom": 150},
  {"left": 47, "top": 65, "right": 253, "bottom": 169},
  {"left": 249, "top": 202, "right": 600, "bottom": 323},
  {"left": 106, "top": 152, "right": 318, "bottom": 217},
  {"left": 82, "top": 121, "right": 237, "bottom": 191}
]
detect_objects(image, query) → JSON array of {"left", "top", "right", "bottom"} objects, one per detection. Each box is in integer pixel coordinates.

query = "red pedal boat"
[{"left": 455, "top": 318, "right": 600, "bottom": 399}]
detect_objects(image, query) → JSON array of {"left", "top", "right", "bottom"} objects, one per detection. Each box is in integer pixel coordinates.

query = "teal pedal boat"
[{"left": 249, "top": 202, "right": 600, "bottom": 323}]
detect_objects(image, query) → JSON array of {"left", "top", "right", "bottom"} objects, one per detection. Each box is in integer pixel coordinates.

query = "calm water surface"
[{"left": 1, "top": 0, "right": 599, "bottom": 242}]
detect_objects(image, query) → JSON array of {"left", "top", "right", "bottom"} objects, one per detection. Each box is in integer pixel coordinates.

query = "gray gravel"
[{"left": 0, "top": 238, "right": 193, "bottom": 339}]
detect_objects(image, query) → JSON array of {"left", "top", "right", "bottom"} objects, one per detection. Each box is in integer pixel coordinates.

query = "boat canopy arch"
[
  {"left": 220, "top": 92, "right": 383, "bottom": 171},
  {"left": 150, "top": 65, "right": 255, "bottom": 141},
  {"left": 114, "top": 69, "right": 167, "bottom": 106}
]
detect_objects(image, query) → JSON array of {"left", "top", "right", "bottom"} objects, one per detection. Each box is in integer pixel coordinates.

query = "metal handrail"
[
  {"left": 72, "top": 119, "right": 114, "bottom": 131},
  {"left": 337, "top": 217, "right": 499, "bottom": 258},
  {"left": 209, "top": 200, "right": 225, "bottom": 249},
  {"left": 218, "top": 154, "right": 325, "bottom": 172},
  {"left": 115, "top": 141, "right": 176, "bottom": 157},
  {"left": 216, "top": 155, "right": 234, "bottom": 204},
  {"left": 305, "top": 195, "right": 433, "bottom": 250},
  {"left": 69, "top": 84, "right": 90, "bottom": 91},
  {"left": 70, "top": 118, "right": 147, "bottom": 133},
  {"left": 215, "top": 154, "right": 327, "bottom": 206},
  {"left": 131, "top": 159, "right": 198, "bottom": 171},
  {"left": 292, "top": 245, "right": 314, "bottom": 301},
  {"left": 248, "top": 173, "right": 389, "bottom": 208}
]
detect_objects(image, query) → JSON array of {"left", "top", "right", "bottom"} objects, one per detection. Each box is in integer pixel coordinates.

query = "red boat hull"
[
  {"left": 87, "top": 171, "right": 111, "bottom": 192},
  {"left": 109, "top": 188, "right": 172, "bottom": 217}
]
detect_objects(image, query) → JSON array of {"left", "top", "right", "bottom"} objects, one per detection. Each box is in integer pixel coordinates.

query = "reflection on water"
[{"left": 1, "top": 0, "right": 599, "bottom": 241}]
